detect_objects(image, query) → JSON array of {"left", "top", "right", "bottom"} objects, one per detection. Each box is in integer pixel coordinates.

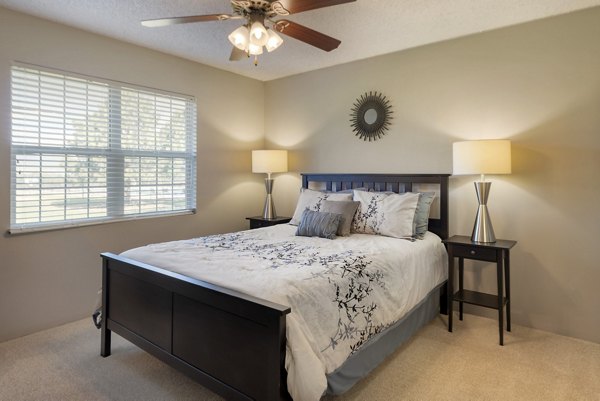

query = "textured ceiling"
[{"left": 1, "top": 0, "right": 599, "bottom": 81}]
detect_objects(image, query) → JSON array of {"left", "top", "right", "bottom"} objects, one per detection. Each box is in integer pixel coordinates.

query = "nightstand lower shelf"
[{"left": 454, "top": 289, "right": 508, "bottom": 310}]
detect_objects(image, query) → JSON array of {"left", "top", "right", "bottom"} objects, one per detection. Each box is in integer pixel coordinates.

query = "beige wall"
[
  {"left": 265, "top": 8, "right": 600, "bottom": 343},
  {"left": 0, "top": 8, "right": 265, "bottom": 342}
]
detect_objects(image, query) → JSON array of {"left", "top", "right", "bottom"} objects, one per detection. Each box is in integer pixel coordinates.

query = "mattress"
[{"left": 121, "top": 224, "right": 448, "bottom": 401}]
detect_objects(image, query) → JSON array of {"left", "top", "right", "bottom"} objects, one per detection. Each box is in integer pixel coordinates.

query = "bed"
[{"left": 99, "top": 173, "right": 449, "bottom": 401}]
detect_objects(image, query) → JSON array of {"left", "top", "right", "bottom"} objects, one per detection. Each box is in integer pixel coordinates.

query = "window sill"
[{"left": 7, "top": 209, "right": 196, "bottom": 236}]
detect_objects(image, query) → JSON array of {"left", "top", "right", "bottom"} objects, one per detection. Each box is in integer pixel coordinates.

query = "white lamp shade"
[
  {"left": 228, "top": 25, "right": 249, "bottom": 51},
  {"left": 265, "top": 29, "right": 283, "bottom": 52},
  {"left": 252, "top": 150, "right": 288, "bottom": 173},
  {"left": 250, "top": 21, "right": 268, "bottom": 47},
  {"left": 453, "top": 140, "right": 511, "bottom": 175},
  {"left": 248, "top": 43, "right": 263, "bottom": 55}
]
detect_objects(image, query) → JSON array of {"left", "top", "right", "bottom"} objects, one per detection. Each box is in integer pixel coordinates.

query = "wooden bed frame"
[{"left": 100, "top": 173, "right": 449, "bottom": 401}]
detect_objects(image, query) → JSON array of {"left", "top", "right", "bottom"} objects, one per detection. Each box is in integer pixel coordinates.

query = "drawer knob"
[{"left": 470, "top": 250, "right": 476, "bottom": 255}]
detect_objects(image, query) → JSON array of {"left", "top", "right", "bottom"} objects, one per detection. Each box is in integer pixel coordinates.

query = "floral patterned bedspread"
[{"left": 120, "top": 224, "right": 447, "bottom": 401}]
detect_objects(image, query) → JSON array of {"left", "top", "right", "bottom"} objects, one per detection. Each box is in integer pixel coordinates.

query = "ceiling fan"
[{"left": 141, "top": 0, "right": 356, "bottom": 65}]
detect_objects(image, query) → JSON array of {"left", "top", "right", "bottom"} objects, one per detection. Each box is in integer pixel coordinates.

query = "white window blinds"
[{"left": 10, "top": 63, "right": 197, "bottom": 233}]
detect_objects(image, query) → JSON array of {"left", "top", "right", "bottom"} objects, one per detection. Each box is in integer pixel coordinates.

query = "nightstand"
[
  {"left": 443, "top": 235, "right": 517, "bottom": 345},
  {"left": 246, "top": 216, "right": 291, "bottom": 229}
]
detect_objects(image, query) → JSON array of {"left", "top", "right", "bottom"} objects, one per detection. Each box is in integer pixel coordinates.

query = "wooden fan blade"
[
  {"left": 229, "top": 46, "right": 247, "bottom": 61},
  {"left": 274, "top": 0, "right": 355, "bottom": 15},
  {"left": 274, "top": 20, "right": 341, "bottom": 52},
  {"left": 141, "top": 14, "right": 239, "bottom": 27}
]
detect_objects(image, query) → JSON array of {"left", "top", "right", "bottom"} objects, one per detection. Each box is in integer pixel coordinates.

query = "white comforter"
[{"left": 121, "top": 224, "right": 447, "bottom": 401}]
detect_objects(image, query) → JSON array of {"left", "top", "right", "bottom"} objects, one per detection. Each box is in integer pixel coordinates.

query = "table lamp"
[
  {"left": 453, "top": 140, "right": 511, "bottom": 243},
  {"left": 252, "top": 150, "right": 288, "bottom": 219}
]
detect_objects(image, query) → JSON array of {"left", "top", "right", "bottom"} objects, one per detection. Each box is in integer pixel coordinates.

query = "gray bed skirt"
[{"left": 326, "top": 283, "right": 442, "bottom": 395}]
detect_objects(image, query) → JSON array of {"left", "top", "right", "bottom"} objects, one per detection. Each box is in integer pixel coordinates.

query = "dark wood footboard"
[{"left": 100, "top": 252, "right": 291, "bottom": 401}]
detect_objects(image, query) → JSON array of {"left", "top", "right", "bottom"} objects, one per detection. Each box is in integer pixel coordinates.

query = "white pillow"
[
  {"left": 352, "top": 190, "right": 420, "bottom": 238},
  {"left": 290, "top": 188, "right": 353, "bottom": 225}
]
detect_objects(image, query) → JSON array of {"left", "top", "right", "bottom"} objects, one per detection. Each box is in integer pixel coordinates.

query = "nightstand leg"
[
  {"left": 505, "top": 250, "right": 511, "bottom": 332},
  {"left": 458, "top": 257, "right": 464, "bottom": 321},
  {"left": 448, "top": 250, "right": 454, "bottom": 332},
  {"left": 497, "top": 252, "right": 504, "bottom": 346}
]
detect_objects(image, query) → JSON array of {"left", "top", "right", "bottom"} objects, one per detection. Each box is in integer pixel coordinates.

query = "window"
[{"left": 10, "top": 63, "right": 197, "bottom": 233}]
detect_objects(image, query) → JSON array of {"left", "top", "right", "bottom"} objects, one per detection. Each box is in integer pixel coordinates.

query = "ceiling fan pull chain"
[{"left": 254, "top": 55, "right": 259, "bottom": 66}]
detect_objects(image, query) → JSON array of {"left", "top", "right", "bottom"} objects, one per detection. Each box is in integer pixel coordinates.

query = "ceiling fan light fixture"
[
  {"left": 265, "top": 29, "right": 283, "bottom": 52},
  {"left": 228, "top": 25, "right": 249, "bottom": 50},
  {"left": 249, "top": 20, "right": 268, "bottom": 46},
  {"left": 141, "top": 0, "right": 351, "bottom": 66}
]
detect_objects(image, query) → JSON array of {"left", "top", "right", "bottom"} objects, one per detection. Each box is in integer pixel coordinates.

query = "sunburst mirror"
[{"left": 350, "top": 91, "right": 393, "bottom": 141}]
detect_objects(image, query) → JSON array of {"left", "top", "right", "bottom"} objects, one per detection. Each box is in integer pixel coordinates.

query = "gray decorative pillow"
[
  {"left": 352, "top": 190, "right": 420, "bottom": 238},
  {"left": 412, "top": 192, "right": 436, "bottom": 239},
  {"left": 290, "top": 188, "right": 353, "bottom": 225},
  {"left": 295, "top": 209, "right": 342, "bottom": 240},
  {"left": 321, "top": 200, "right": 360, "bottom": 236}
]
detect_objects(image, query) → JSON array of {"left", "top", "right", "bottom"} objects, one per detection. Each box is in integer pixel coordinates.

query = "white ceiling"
[{"left": 1, "top": 0, "right": 599, "bottom": 81}]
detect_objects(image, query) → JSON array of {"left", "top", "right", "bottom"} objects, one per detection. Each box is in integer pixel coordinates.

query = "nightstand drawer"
[
  {"left": 251, "top": 219, "right": 272, "bottom": 229},
  {"left": 246, "top": 216, "right": 291, "bottom": 230},
  {"left": 452, "top": 244, "right": 497, "bottom": 262}
]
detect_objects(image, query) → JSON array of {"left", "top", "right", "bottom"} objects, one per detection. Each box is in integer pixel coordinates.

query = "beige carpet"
[{"left": 1, "top": 314, "right": 599, "bottom": 401}]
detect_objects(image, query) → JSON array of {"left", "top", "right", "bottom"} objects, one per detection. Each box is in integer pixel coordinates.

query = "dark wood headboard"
[{"left": 301, "top": 173, "right": 449, "bottom": 240}]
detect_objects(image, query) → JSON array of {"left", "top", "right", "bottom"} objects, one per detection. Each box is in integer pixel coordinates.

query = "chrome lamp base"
[
  {"left": 471, "top": 181, "right": 496, "bottom": 243},
  {"left": 262, "top": 178, "right": 277, "bottom": 219}
]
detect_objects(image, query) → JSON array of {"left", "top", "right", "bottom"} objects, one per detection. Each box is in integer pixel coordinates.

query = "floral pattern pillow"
[
  {"left": 290, "top": 188, "right": 353, "bottom": 226},
  {"left": 352, "top": 190, "right": 420, "bottom": 239}
]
